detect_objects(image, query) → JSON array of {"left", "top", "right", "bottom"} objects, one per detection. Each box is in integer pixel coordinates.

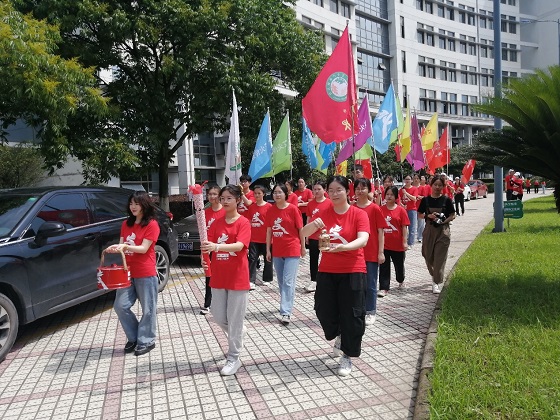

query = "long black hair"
[{"left": 126, "top": 191, "right": 156, "bottom": 227}]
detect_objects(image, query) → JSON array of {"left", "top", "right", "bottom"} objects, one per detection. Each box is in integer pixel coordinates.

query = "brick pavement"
[{"left": 0, "top": 192, "right": 546, "bottom": 419}]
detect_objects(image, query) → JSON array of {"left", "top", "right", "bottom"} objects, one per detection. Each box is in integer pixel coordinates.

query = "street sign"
[{"left": 504, "top": 200, "right": 523, "bottom": 219}]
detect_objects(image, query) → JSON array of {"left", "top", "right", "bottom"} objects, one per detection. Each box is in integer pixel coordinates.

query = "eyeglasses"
[{"left": 328, "top": 189, "right": 346, "bottom": 195}]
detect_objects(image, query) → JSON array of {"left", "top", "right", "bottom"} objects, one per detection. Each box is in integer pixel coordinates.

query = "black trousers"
[
  {"left": 454, "top": 193, "right": 465, "bottom": 215},
  {"left": 248, "top": 242, "right": 273, "bottom": 283},
  {"left": 506, "top": 190, "right": 513, "bottom": 201},
  {"left": 379, "top": 249, "right": 406, "bottom": 291},
  {"left": 203, "top": 276, "right": 212, "bottom": 308},
  {"left": 314, "top": 272, "right": 366, "bottom": 357},
  {"left": 308, "top": 239, "right": 319, "bottom": 282}
]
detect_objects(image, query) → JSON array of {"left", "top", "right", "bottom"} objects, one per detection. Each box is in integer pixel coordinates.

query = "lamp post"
[{"left": 493, "top": 0, "right": 504, "bottom": 233}]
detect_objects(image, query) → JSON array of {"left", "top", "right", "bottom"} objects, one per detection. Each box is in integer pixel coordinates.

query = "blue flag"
[
  {"left": 318, "top": 140, "right": 336, "bottom": 170},
  {"left": 372, "top": 84, "right": 398, "bottom": 154},
  {"left": 302, "top": 117, "right": 318, "bottom": 169},
  {"left": 248, "top": 111, "right": 272, "bottom": 180}
]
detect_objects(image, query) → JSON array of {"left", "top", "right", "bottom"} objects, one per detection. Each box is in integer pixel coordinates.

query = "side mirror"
[{"left": 34, "top": 222, "right": 67, "bottom": 246}]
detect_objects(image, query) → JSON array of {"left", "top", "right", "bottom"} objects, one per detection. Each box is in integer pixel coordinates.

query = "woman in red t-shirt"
[
  {"left": 107, "top": 191, "right": 160, "bottom": 357},
  {"left": 294, "top": 178, "right": 314, "bottom": 224},
  {"left": 247, "top": 185, "right": 273, "bottom": 288},
  {"left": 399, "top": 175, "right": 418, "bottom": 247},
  {"left": 378, "top": 186, "right": 410, "bottom": 296},
  {"left": 201, "top": 185, "right": 251, "bottom": 376},
  {"left": 200, "top": 185, "right": 225, "bottom": 315},
  {"left": 266, "top": 183, "right": 305, "bottom": 326},
  {"left": 305, "top": 180, "right": 332, "bottom": 293},
  {"left": 354, "top": 178, "right": 385, "bottom": 327},
  {"left": 301, "top": 176, "right": 370, "bottom": 377},
  {"left": 285, "top": 179, "right": 300, "bottom": 207}
]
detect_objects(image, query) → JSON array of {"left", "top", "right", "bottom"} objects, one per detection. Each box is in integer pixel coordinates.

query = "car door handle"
[{"left": 84, "top": 233, "right": 97, "bottom": 241}]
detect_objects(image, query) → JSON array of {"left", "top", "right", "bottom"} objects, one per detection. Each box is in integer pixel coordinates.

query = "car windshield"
[
  {"left": 0, "top": 194, "right": 39, "bottom": 238},
  {"left": 468, "top": 181, "right": 476, "bottom": 186}
]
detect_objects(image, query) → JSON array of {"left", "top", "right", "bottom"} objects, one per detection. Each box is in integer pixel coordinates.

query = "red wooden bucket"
[{"left": 97, "top": 249, "right": 131, "bottom": 290}]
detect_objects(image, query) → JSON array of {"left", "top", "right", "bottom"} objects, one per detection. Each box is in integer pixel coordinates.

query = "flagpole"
[
  {"left": 446, "top": 123, "right": 450, "bottom": 174},
  {"left": 288, "top": 110, "right": 293, "bottom": 181}
]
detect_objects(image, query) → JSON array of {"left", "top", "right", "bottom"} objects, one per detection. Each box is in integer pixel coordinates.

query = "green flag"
[
  {"left": 315, "top": 144, "right": 327, "bottom": 174},
  {"left": 264, "top": 111, "right": 292, "bottom": 176},
  {"left": 354, "top": 142, "right": 372, "bottom": 159}
]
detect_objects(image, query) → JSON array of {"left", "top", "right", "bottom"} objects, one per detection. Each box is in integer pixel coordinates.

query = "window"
[
  {"left": 488, "top": 18, "right": 493, "bottom": 30},
  {"left": 311, "top": 0, "right": 324, "bottom": 6},
  {"left": 416, "top": 0, "right": 424, "bottom": 11},
  {"left": 341, "top": 2, "right": 351, "bottom": 18},
  {"left": 460, "top": 41, "right": 467, "bottom": 54},
  {"left": 501, "top": 15, "right": 508, "bottom": 32},
  {"left": 439, "top": 35, "right": 447, "bottom": 49},
  {"left": 469, "top": 43, "right": 476, "bottom": 55},
  {"left": 448, "top": 38, "right": 455, "bottom": 51},
  {"left": 426, "top": 32, "right": 434, "bottom": 47},
  {"left": 426, "top": 1, "right": 433, "bottom": 13},
  {"left": 437, "top": 4, "right": 444, "bottom": 17},
  {"left": 401, "top": 16, "right": 405, "bottom": 38},
  {"left": 480, "top": 16, "right": 487, "bottom": 28},
  {"left": 468, "top": 13, "right": 475, "bottom": 25},
  {"left": 502, "top": 42, "right": 508, "bottom": 61},
  {"left": 330, "top": 0, "right": 338, "bottom": 13},
  {"left": 402, "top": 50, "right": 407, "bottom": 72},
  {"left": 509, "top": 17, "right": 517, "bottom": 34},
  {"left": 446, "top": 8, "right": 454, "bottom": 20},
  {"left": 302, "top": 15, "right": 312, "bottom": 24},
  {"left": 459, "top": 11, "right": 466, "bottom": 24},
  {"left": 420, "top": 89, "right": 437, "bottom": 112},
  {"left": 417, "top": 30, "right": 425, "bottom": 44},
  {"left": 31, "top": 194, "right": 91, "bottom": 234},
  {"left": 403, "top": 85, "right": 408, "bottom": 108},
  {"left": 90, "top": 192, "right": 128, "bottom": 223}
]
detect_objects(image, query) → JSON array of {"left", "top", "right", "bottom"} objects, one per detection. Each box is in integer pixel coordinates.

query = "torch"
[{"left": 189, "top": 182, "right": 211, "bottom": 277}]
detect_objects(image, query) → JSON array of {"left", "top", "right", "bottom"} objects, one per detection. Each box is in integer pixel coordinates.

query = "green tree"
[
  {"left": 17, "top": 0, "right": 326, "bottom": 209},
  {"left": 447, "top": 145, "right": 493, "bottom": 178},
  {"left": 0, "top": 144, "right": 44, "bottom": 188},
  {"left": 0, "top": 1, "right": 108, "bottom": 169},
  {"left": 473, "top": 66, "right": 560, "bottom": 211}
]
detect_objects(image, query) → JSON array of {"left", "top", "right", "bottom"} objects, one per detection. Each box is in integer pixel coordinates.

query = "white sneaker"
[
  {"left": 305, "top": 282, "right": 316, "bottom": 292},
  {"left": 432, "top": 283, "right": 441, "bottom": 294},
  {"left": 377, "top": 290, "right": 387, "bottom": 297},
  {"left": 333, "top": 335, "right": 342, "bottom": 357},
  {"left": 338, "top": 355, "right": 352, "bottom": 376},
  {"left": 249, "top": 283, "right": 256, "bottom": 291},
  {"left": 281, "top": 315, "right": 290, "bottom": 326},
  {"left": 220, "top": 359, "right": 241, "bottom": 376},
  {"left": 365, "top": 313, "right": 376, "bottom": 325}
]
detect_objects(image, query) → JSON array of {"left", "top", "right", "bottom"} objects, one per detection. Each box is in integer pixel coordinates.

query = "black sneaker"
[
  {"left": 124, "top": 341, "right": 137, "bottom": 353},
  {"left": 134, "top": 343, "right": 156, "bottom": 356}
]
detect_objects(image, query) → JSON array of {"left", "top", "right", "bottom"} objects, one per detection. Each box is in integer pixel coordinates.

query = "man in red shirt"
[
  {"left": 293, "top": 178, "right": 313, "bottom": 224},
  {"left": 505, "top": 169, "right": 515, "bottom": 200},
  {"left": 237, "top": 174, "right": 255, "bottom": 218}
]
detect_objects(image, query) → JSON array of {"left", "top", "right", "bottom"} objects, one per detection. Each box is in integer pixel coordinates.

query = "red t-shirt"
[
  {"left": 416, "top": 185, "right": 431, "bottom": 209},
  {"left": 399, "top": 186, "right": 418, "bottom": 211},
  {"left": 380, "top": 205, "right": 410, "bottom": 252},
  {"left": 120, "top": 219, "right": 160, "bottom": 278},
  {"left": 246, "top": 202, "right": 272, "bottom": 243},
  {"left": 311, "top": 205, "right": 370, "bottom": 273},
  {"left": 453, "top": 182, "right": 465, "bottom": 195},
  {"left": 306, "top": 198, "right": 333, "bottom": 240},
  {"left": 237, "top": 190, "right": 255, "bottom": 218},
  {"left": 443, "top": 181, "right": 455, "bottom": 198},
  {"left": 348, "top": 183, "right": 356, "bottom": 202},
  {"left": 286, "top": 192, "right": 299, "bottom": 207},
  {"left": 354, "top": 202, "right": 385, "bottom": 263},
  {"left": 505, "top": 175, "right": 513, "bottom": 191},
  {"left": 205, "top": 206, "right": 225, "bottom": 232},
  {"left": 265, "top": 204, "right": 303, "bottom": 257},
  {"left": 293, "top": 188, "right": 313, "bottom": 214},
  {"left": 208, "top": 216, "right": 251, "bottom": 290}
]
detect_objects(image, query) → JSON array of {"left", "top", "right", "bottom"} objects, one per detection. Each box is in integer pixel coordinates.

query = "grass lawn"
[{"left": 429, "top": 196, "right": 560, "bottom": 419}]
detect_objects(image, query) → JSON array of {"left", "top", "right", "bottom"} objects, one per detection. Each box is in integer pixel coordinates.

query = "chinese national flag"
[
  {"left": 336, "top": 161, "right": 348, "bottom": 176},
  {"left": 426, "top": 127, "right": 449, "bottom": 173},
  {"left": 461, "top": 159, "right": 476, "bottom": 185},
  {"left": 302, "top": 27, "right": 358, "bottom": 144},
  {"left": 355, "top": 159, "right": 373, "bottom": 179}
]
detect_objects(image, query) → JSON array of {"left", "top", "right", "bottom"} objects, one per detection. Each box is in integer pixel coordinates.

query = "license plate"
[{"left": 179, "top": 242, "right": 194, "bottom": 251}]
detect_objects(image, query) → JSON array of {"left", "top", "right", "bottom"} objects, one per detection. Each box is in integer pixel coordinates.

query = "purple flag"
[
  {"left": 335, "top": 96, "right": 372, "bottom": 165},
  {"left": 408, "top": 111, "right": 425, "bottom": 171}
]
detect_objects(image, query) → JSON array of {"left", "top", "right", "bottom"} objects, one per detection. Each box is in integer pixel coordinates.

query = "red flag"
[
  {"left": 461, "top": 159, "right": 476, "bottom": 185},
  {"left": 426, "top": 127, "right": 449, "bottom": 173},
  {"left": 302, "top": 27, "right": 358, "bottom": 144},
  {"left": 355, "top": 159, "right": 372, "bottom": 179},
  {"left": 395, "top": 144, "right": 402, "bottom": 162}
]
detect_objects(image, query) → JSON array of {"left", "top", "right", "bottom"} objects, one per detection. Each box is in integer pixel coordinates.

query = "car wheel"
[
  {"left": 0, "top": 293, "right": 19, "bottom": 363},
  {"left": 484, "top": 191, "right": 488, "bottom": 198},
  {"left": 155, "top": 245, "right": 170, "bottom": 293}
]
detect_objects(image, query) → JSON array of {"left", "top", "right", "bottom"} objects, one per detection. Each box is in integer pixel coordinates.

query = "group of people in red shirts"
[{"left": 198, "top": 168, "right": 457, "bottom": 377}]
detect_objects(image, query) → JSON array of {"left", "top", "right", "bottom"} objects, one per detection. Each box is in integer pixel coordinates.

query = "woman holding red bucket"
[
  {"left": 201, "top": 185, "right": 251, "bottom": 376},
  {"left": 106, "top": 191, "right": 160, "bottom": 357}
]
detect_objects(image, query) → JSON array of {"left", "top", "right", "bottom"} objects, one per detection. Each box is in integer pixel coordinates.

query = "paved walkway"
[{"left": 0, "top": 192, "right": 551, "bottom": 419}]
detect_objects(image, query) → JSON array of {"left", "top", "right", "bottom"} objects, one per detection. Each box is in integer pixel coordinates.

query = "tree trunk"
[
  {"left": 158, "top": 146, "right": 170, "bottom": 212},
  {"left": 554, "top": 184, "right": 559, "bottom": 214}
]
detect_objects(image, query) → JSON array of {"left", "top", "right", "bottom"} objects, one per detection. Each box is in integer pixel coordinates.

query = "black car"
[
  {"left": 175, "top": 213, "right": 202, "bottom": 256},
  {"left": 0, "top": 186, "right": 178, "bottom": 362}
]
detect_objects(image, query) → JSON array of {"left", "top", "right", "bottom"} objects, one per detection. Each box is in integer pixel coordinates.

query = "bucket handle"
[{"left": 99, "top": 248, "right": 129, "bottom": 272}]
